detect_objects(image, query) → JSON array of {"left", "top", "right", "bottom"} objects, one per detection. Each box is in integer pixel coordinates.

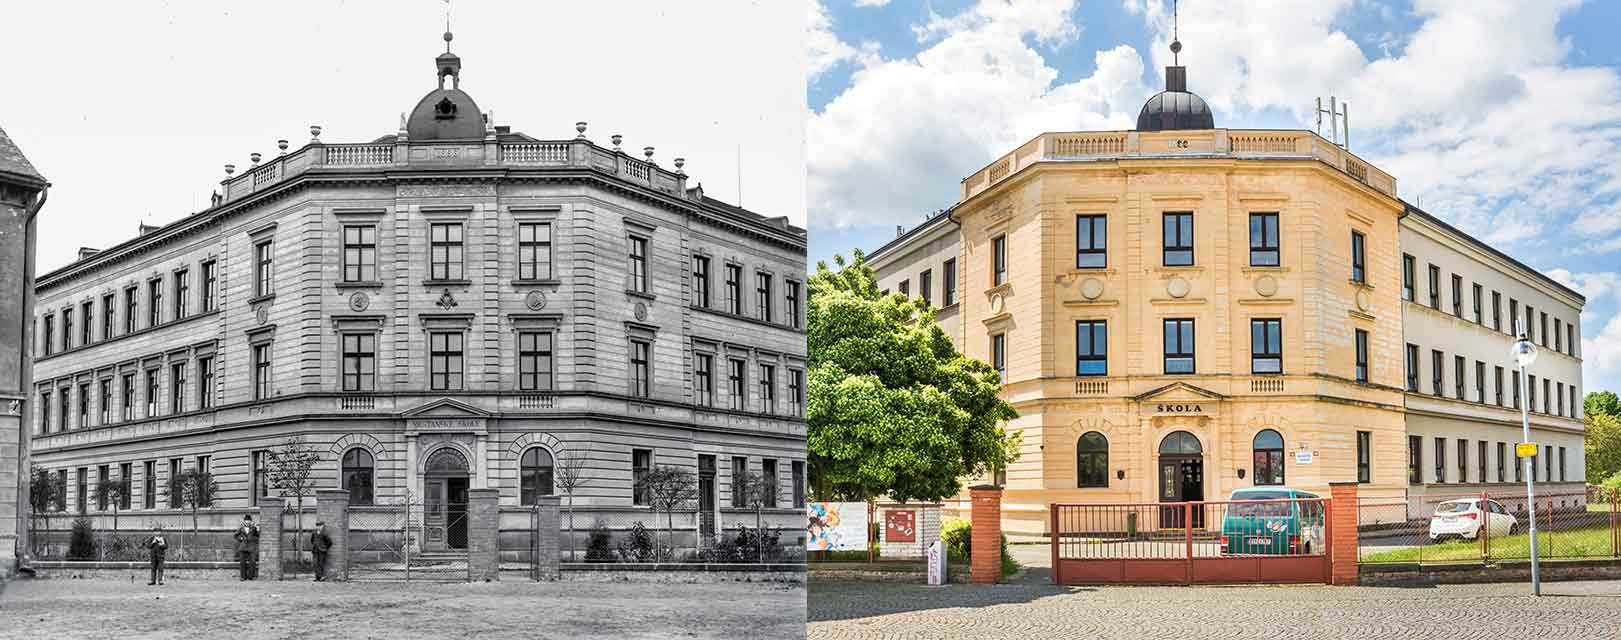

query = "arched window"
[
  {"left": 1077, "top": 432, "right": 1109, "bottom": 488},
  {"left": 520, "top": 447, "right": 555, "bottom": 505},
  {"left": 1252, "top": 429, "right": 1285, "bottom": 485},
  {"left": 341, "top": 448, "right": 375, "bottom": 505},
  {"left": 1158, "top": 430, "right": 1203, "bottom": 456}
]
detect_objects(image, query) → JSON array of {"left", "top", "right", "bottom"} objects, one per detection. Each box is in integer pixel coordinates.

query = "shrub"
[
  {"left": 617, "top": 521, "right": 656, "bottom": 563},
  {"left": 67, "top": 517, "right": 98, "bottom": 560},
  {"left": 697, "top": 524, "right": 785, "bottom": 563},
  {"left": 939, "top": 517, "right": 1018, "bottom": 576},
  {"left": 584, "top": 519, "right": 614, "bottom": 563}
]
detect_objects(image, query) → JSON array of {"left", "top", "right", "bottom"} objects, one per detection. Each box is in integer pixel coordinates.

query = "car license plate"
[{"left": 1245, "top": 537, "right": 1271, "bottom": 545}]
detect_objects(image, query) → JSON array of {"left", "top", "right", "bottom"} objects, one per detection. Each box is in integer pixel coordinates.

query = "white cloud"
[
  {"left": 1584, "top": 313, "right": 1621, "bottom": 383},
  {"left": 854, "top": 0, "right": 892, "bottom": 7},
  {"left": 810, "top": 0, "right": 879, "bottom": 81},
  {"left": 913, "top": 0, "right": 1080, "bottom": 47}
]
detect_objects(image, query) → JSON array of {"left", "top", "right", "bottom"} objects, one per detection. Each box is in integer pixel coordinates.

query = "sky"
[
  {"left": 808, "top": 0, "right": 1621, "bottom": 396},
  {"left": 1, "top": 0, "right": 807, "bottom": 271}
]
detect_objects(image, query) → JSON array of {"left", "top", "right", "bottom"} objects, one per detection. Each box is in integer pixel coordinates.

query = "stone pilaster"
[
  {"left": 467, "top": 488, "right": 499, "bottom": 582},
  {"left": 534, "top": 495, "right": 561, "bottom": 580},
  {"left": 314, "top": 489, "right": 350, "bottom": 581},
  {"left": 257, "top": 497, "right": 284, "bottom": 581},
  {"left": 0, "top": 124, "right": 47, "bottom": 583},
  {"left": 969, "top": 485, "right": 1003, "bottom": 585}
]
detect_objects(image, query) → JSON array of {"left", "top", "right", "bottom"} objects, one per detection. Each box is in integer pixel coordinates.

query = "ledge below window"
[
  {"left": 334, "top": 281, "right": 383, "bottom": 290},
  {"left": 247, "top": 293, "right": 276, "bottom": 306},
  {"left": 511, "top": 279, "right": 561, "bottom": 287},
  {"left": 423, "top": 279, "right": 472, "bottom": 287}
]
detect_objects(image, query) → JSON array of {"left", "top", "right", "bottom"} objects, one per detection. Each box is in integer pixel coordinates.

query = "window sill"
[
  {"left": 335, "top": 281, "right": 383, "bottom": 290},
  {"left": 512, "top": 279, "right": 561, "bottom": 287},
  {"left": 625, "top": 289, "right": 656, "bottom": 301},
  {"left": 424, "top": 279, "right": 472, "bottom": 287},
  {"left": 247, "top": 293, "right": 276, "bottom": 306}
]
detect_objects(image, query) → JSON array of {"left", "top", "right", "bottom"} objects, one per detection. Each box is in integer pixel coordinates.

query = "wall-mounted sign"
[
  {"left": 1516, "top": 442, "right": 1539, "bottom": 458},
  {"left": 885, "top": 510, "right": 917, "bottom": 543},
  {"left": 1155, "top": 403, "right": 1205, "bottom": 414},
  {"left": 807, "top": 502, "right": 869, "bottom": 551},
  {"left": 1294, "top": 451, "right": 1315, "bottom": 464}
]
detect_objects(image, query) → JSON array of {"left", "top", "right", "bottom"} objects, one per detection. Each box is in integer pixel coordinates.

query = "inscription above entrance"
[{"left": 1155, "top": 403, "right": 1204, "bottom": 414}]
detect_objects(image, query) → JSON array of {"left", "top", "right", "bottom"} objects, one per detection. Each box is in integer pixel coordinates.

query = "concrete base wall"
[{"left": 1360, "top": 558, "right": 1621, "bottom": 586}]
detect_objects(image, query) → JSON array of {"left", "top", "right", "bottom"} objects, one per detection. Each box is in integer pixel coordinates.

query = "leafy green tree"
[
  {"left": 1587, "top": 412, "right": 1621, "bottom": 485},
  {"left": 168, "top": 469, "right": 218, "bottom": 558},
  {"left": 808, "top": 251, "right": 1020, "bottom": 503},
  {"left": 1586, "top": 391, "right": 1621, "bottom": 419},
  {"left": 27, "top": 466, "right": 65, "bottom": 557}
]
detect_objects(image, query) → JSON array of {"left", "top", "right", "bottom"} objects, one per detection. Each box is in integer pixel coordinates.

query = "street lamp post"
[{"left": 1511, "top": 330, "right": 1540, "bottom": 597}]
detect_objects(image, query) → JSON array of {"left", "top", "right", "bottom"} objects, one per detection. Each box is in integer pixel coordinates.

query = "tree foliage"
[
  {"left": 641, "top": 464, "right": 698, "bottom": 561},
  {"left": 1586, "top": 391, "right": 1621, "bottom": 420},
  {"left": 1587, "top": 411, "right": 1621, "bottom": 485},
  {"left": 807, "top": 250, "right": 1020, "bottom": 503},
  {"left": 265, "top": 436, "right": 321, "bottom": 567}
]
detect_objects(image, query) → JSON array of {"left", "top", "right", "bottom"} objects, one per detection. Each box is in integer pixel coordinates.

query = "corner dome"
[
  {"left": 406, "top": 87, "right": 485, "bottom": 140},
  {"left": 1136, "top": 89, "right": 1214, "bottom": 132}
]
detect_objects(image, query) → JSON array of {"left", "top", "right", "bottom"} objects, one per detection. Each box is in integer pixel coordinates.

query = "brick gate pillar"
[
  {"left": 535, "top": 495, "right": 561, "bottom": 580},
  {"left": 257, "top": 497, "right": 284, "bottom": 581},
  {"left": 970, "top": 485, "right": 1003, "bottom": 585},
  {"left": 467, "top": 488, "right": 500, "bottom": 582},
  {"left": 315, "top": 489, "right": 350, "bottom": 581},
  {"left": 1328, "top": 482, "right": 1359, "bottom": 586}
]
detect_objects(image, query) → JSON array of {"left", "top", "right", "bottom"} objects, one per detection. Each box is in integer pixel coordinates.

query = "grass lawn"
[
  {"left": 1589, "top": 502, "right": 1616, "bottom": 513},
  {"left": 1363, "top": 523, "right": 1617, "bottom": 563}
]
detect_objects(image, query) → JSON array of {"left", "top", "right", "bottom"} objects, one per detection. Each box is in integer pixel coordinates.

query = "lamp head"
[{"left": 1512, "top": 333, "right": 1538, "bottom": 368}]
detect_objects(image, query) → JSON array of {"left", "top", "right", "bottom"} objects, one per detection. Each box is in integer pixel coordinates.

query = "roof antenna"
[
  {"left": 1170, "top": 0, "right": 1180, "bottom": 65},
  {"left": 443, "top": 0, "right": 453, "bottom": 52},
  {"left": 736, "top": 143, "right": 743, "bottom": 208}
]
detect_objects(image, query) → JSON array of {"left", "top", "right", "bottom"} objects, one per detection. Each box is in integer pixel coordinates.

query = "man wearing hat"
[
  {"left": 310, "top": 520, "right": 333, "bottom": 582},
  {"left": 142, "top": 525, "right": 169, "bottom": 586},
  {"left": 234, "top": 515, "right": 260, "bottom": 580}
]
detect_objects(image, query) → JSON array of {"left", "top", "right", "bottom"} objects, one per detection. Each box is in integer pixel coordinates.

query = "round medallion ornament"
[
  {"left": 254, "top": 306, "right": 269, "bottom": 325},
  {"left": 525, "top": 290, "right": 547, "bottom": 311},
  {"left": 1080, "top": 278, "right": 1104, "bottom": 300},
  {"left": 1355, "top": 288, "right": 1371, "bottom": 312},
  {"left": 988, "top": 293, "right": 1006, "bottom": 316},
  {"left": 1255, "top": 275, "right": 1279, "bottom": 298},
  {"left": 1166, "top": 277, "right": 1190, "bottom": 299},
  {"left": 348, "top": 291, "right": 370, "bottom": 312},
  {"left": 634, "top": 302, "right": 647, "bottom": 321}
]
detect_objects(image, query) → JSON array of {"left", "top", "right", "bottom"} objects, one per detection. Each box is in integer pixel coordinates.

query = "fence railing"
[
  {"left": 1357, "top": 489, "right": 1617, "bottom": 565},
  {"left": 1053, "top": 498, "right": 1330, "bottom": 561}
]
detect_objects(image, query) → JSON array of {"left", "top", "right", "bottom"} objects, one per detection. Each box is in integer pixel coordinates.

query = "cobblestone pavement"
[
  {"left": 0, "top": 577, "right": 805, "bottom": 640},
  {"left": 809, "top": 579, "right": 1621, "bottom": 639}
]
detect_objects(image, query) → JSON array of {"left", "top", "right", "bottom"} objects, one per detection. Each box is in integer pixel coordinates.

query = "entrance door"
[
  {"left": 1157, "top": 431, "right": 1206, "bottom": 529},
  {"left": 423, "top": 448, "right": 471, "bottom": 551},
  {"left": 698, "top": 455, "right": 717, "bottom": 544}
]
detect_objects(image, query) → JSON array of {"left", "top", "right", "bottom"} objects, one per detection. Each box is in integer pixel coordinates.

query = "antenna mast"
[{"left": 1314, "top": 96, "right": 1351, "bottom": 151}]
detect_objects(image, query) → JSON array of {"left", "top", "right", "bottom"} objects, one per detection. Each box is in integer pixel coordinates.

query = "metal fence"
[{"left": 1357, "top": 489, "right": 1619, "bottom": 565}]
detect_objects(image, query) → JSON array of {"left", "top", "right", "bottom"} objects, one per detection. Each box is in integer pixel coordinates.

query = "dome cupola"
[
  {"left": 1135, "top": 2, "right": 1214, "bottom": 132},
  {"left": 405, "top": 29, "right": 486, "bottom": 141}
]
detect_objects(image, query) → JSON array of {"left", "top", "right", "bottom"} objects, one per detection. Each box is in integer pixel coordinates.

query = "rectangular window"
[
  {"left": 1540, "top": 312, "right": 1548, "bottom": 347},
  {"left": 1431, "top": 349, "right": 1444, "bottom": 396},
  {"left": 731, "top": 456, "right": 747, "bottom": 508},
  {"left": 1428, "top": 265, "right": 1440, "bottom": 308},
  {"left": 1357, "top": 431, "right": 1371, "bottom": 484},
  {"left": 1516, "top": 443, "right": 1524, "bottom": 482},
  {"left": 758, "top": 363, "right": 776, "bottom": 413},
  {"left": 1401, "top": 254, "right": 1415, "bottom": 301},
  {"left": 898, "top": 280, "right": 909, "bottom": 296},
  {"left": 196, "top": 455, "right": 211, "bottom": 507},
  {"left": 1474, "top": 361, "right": 1485, "bottom": 403},
  {"left": 1526, "top": 306, "right": 1535, "bottom": 342},
  {"left": 1450, "top": 274, "right": 1462, "bottom": 316},
  {"left": 168, "top": 458, "right": 181, "bottom": 508},
  {"left": 632, "top": 448, "right": 652, "bottom": 506},
  {"left": 120, "top": 374, "right": 134, "bottom": 420},
  {"left": 628, "top": 235, "right": 649, "bottom": 293},
  {"left": 694, "top": 353, "right": 714, "bottom": 407},
  {"left": 942, "top": 258, "right": 958, "bottom": 306},
  {"left": 1510, "top": 299, "right": 1520, "bottom": 334},
  {"left": 1494, "top": 366, "right": 1504, "bottom": 406},
  {"left": 144, "top": 369, "right": 159, "bottom": 417},
  {"left": 1497, "top": 443, "right": 1506, "bottom": 483},
  {"left": 919, "top": 270, "right": 933, "bottom": 307},
  {"left": 755, "top": 272, "right": 773, "bottom": 322},
  {"left": 1351, "top": 230, "right": 1367, "bottom": 283},
  {"left": 629, "top": 339, "right": 651, "bottom": 398},
  {"left": 124, "top": 286, "right": 138, "bottom": 333},
  {"left": 1162, "top": 212, "right": 1194, "bottom": 266},
  {"left": 1478, "top": 441, "right": 1488, "bottom": 485},
  {"left": 1457, "top": 439, "right": 1468, "bottom": 484},
  {"left": 992, "top": 235, "right": 1008, "bottom": 285},
  {"left": 1405, "top": 344, "right": 1420, "bottom": 392},
  {"left": 1164, "top": 319, "right": 1195, "bottom": 374},
  {"left": 1559, "top": 447, "right": 1567, "bottom": 482},
  {"left": 75, "top": 468, "right": 87, "bottom": 513},
  {"left": 762, "top": 459, "right": 779, "bottom": 508},
  {"left": 58, "top": 391, "right": 68, "bottom": 431},
  {"left": 517, "top": 222, "right": 551, "bottom": 281},
  {"left": 1544, "top": 446, "right": 1552, "bottom": 482},
  {"left": 102, "top": 293, "right": 115, "bottom": 340},
  {"left": 1249, "top": 213, "right": 1279, "bottom": 266},
  {"left": 1435, "top": 437, "right": 1447, "bottom": 483},
  {"left": 1573, "top": 385, "right": 1580, "bottom": 420},
  {"left": 1555, "top": 318, "right": 1563, "bottom": 353},
  {"left": 1529, "top": 375, "right": 1538, "bottom": 412},
  {"left": 342, "top": 225, "right": 377, "bottom": 283},
  {"left": 197, "top": 356, "right": 213, "bottom": 409},
  {"left": 728, "top": 358, "right": 746, "bottom": 411},
  {"left": 1355, "top": 330, "right": 1370, "bottom": 383},
  {"left": 1454, "top": 355, "right": 1465, "bottom": 399},
  {"left": 201, "top": 260, "right": 217, "bottom": 312},
  {"left": 342, "top": 334, "right": 376, "bottom": 392},
  {"left": 77, "top": 383, "right": 89, "bottom": 427},
  {"left": 143, "top": 460, "right": 156, "bottom": 510},
  {"left": 61, "top": 308, "right": 72, "bottom": 351},
  {"left": 42, "top": 313, "right": 53, "bottom": 356},
  {"left": 1472, "top": 284, "right": 1482, "bottom": 324},
  {"left": 118, "top": 462, "right": 132, "bottom": 510},
  {"left": 253, "top": 343, "right": 272, "bottom": 400},
  {"left": 1557, "top": 381, "right": 1565, "bottom": 416},
  {"left": 1513, "top": 370, "right": 1522, "bottom": 409},
  {"left": 991, "top": 333, "right": 1007, "bottom": 382},
  {"left": 1492, "top": 291, "right": 1501, "bottom": 331},
  {"left": 792, "top": 461, "right": 806, "bottom": 508},
  {"left": 174, "top": 269, "right": 190, "bottom": 319},
  {"left": 725, "top": 264, "right": 743, "bottom": 315},
  {"left": 1077, "top": 214, "right": 1108, "bottom": 268},
  {"left": 251, "top": 450, "right": 266, "bottom": 506},
  {"left": 691, "top": 255, "right": 711, "bottom": 307},
  {"left": 428, "top": 332, "right": 463, "bottom": 391},
  {"left": 80, "top": 301, "right": 93, "bottom": 345},
  {"left": 1568, "top": 324, "right": 1577, "bottom": 358},
  {"left": 98, "top": 465, "right": 109, "bottom": 511},
  {"left": 38, "top": 390, "right": 50, "bottom": 434},
  {"left": 148, "top": 279, "right": 163, "bottom": 327},
  {"left": 170, "top": 362, "right": 186, "bottom": 414},
  {"left": 254, "top": 239, "right": 274, "bottom": 297},
  {"left": 785, "top": 281, "right": 802, "bottom": 329},
  {"left": 517, "top": 332, "right": 553, "bottom": 392},
  {"left": 1250, "top": 319, "right": 1282, "bottom": 374},
  {"left": 788, "top": 368, "right": 804, "bottom": 416},
  {"left": 99, "top": 379, "right": 111, "bottom": 424},
  {"left": 1543, "top": 378, "right": 1551, "bottom": 414},
  {"left": 1077, "top": 320, "right": 1108, "bottom": 376},
  {"left": 429, "top": 223, "right": 463, "bottom": 281}
]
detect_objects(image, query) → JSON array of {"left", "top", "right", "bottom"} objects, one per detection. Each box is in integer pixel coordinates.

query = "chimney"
[
  {"left": 77, "top": 247, "right": 100, "bottom": 261},
  {"left": 896, "top": 225, "right": 905, "bottom": 238},
  {"left": 138, "top": 223, "right": 161, "bottom": 236}
]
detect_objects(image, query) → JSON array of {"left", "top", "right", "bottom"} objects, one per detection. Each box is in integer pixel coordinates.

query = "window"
[
  {"left": 1077, "top": 431, "right": 1109, "bottom": 488},
  {"left": 168, "top": 458, "right": 181, "bottom": 508},
  {"left": 1557, "top": 382, "right": 1565, "bottom": 416},
  {"left": 1164, "top": 319, "right": 1195, "bottom": 374},
  {"left": 786, "top": 281, "right": 802, "bottom": 329},
  {"left": 1513, "top": 370, "right": 1522, "bottom": 409},
  {"left": 755, "top": 272, "right": 773, "bottom": 322},
  {"left": 101, "top": 293, "right": 114, "bottom": 340},
  {"left": 98, "top": 465, "right": 109, "bottom": 511},
  {"left": 1539, "top": 312, "right": 1548, "bottom": 347},
  {"left": 41, "top": 314, "right": 53, "bottom": 356},
  {"left": 1076, "top": 320, "right": 1108, "bottom": 376},
  {"left": 694, "top": 353, "right": 714, "bottom": 407},
  {"left": 1572, "top": 385, "right": 1580, "bottom": 420},
  {"left": 252, "top": 343, "right": 272, "bottom": 400},
  {"left": 250, "top": 450, "right": 266, "bottom": 506},
  {"left": 342, "top": 334, "right": 376, "bottom": 392},
  {"left": 1494, "top": 366, "right": 1504, "bottom": 406},
  {"left": 117, "top": 463, "right": 131, "bottom": 510},
  {"left": 1450, "top": 274, "right": 1462, "bottom": 316},
  {"left": 788, "top": 368, "right": 804, "bottom": 416},
  {"left": 632, "top": 449, "right": 652, "bottom": 506},
  {"left": 254, "top": 239, "right": 274, "bottom": 297},
  {"left": 1077, "top": 214, "right": 1108, "bottom": 268},
  {"left": 1472, "top": 284, "right": 1482, "bottom": 324},
  {"left": 1568, "top": 324, "right": 1577, "bottom": 358},
  {"left": 1457, "top": 439, "right": 1469, "bottom": 483},
  {"left": 1357, "top": 431, "right": 1372, "bottom": 484},
  {"left": 61, "top": 309, "right": 72, "bottom": 351},
  {"left": 628, "top": 236, "right": 649, "bottom": 293},
  {"left": 1509, "top": 299, "right": 1520, "bottom": 334},
  {"left": 1401, "top": 254, "right": 1415, "bottom": 300},
  {"left": 758, "top": 363, "right": 776, "bottom": 413},
  {"left": 341, "top": 448, "right": 374, "bottom": 505},
  {"left": 1525, "top": 306, "right": 1535, "bottom": 342},
  {"left": 1515, "top": 441, "right": 1524, "bottom": 482},
  {"left": 1543, "top": 378, "right": 1551, "bottom": 414},
  {"left": 1431, "top": 350, "right": 1444, "bottom": 396},
  {"left": 1246, "top": 212, "right": 1279, "bottom": 266},
  {"left": 1492, "top": 291, "right": 1501, "bottom": 331},
  {"left": 429, "top": 223, "right": 463, "bottom": 281},
  {"left": 1253, "top": 429, "right": 1285, "bottom": 485},
  {"left": 77, "top": 383, "right": 89, "bottom": 428},
  {"left": 942, "top": 258, "right": 958, "bottom": 306},
  {"left": 1559, "top": 447, "right": 1567, "bottom": 482},
  {"left": 38, "top": 390, "right": 50, "bottom": 433},
  {"left": 762, "top": 459, "right": 778, "bottom": 508},
  {"left": 517, "top": 222, "right": 552, "bottom": 281},
  {"left": 143, "top": 461, "right": 156, "bottom": 509},
  {"left": 57, "top": 391, "right": 68, "bottom": 431},
  {"left": 691, "top": 255, "right": 711, "bottom": 307},
  {"left": 1454, "top": 355, "right": 1465, "bottom": 399},
  {"left": 630, "top": 339, "right": 651, "bottom": 398},
  {"left": 75, "top": 468, "right": 87, "bottom": 513},
  {"left": 80, "top": 301, "right": 93, "bottom": 345},
  {"left": 728, "top": 358, "right": 746, "bottom": 411},
  {"left": 1163, "top": 212, "right": 1194, "bottom": 266},
  {"left": 1251, "top": 319, "right": 1282, "bottom": 374},
  {"left": 170, "top": 362, "right": 186, "bottom": 414},
  {"left": 1478, "top": 441, "right": 1488, "bottom": 485},
  {"left": 197, "top": 356, "right": 214, "bottom": 409},
  {"left": 725, "top": 264, "right": 743, "bottom": 315},
  {"left": 520, "top": 448, "right": 555, "bottom": 504},
  {"left": 1545, "top": 446, "right": 1553, "bottom": 482},
  {"left": 898, "top": 280, "right": 909, "bottom": 296},
  {"left": 1351, "top": 230, "right": 1366, "bottom": 283},
  {"left": 124, "top": 286, "right": 138, "bottom": 333},
  {"left": 1555, "top": 318, "right": 1563, "bottom": 354},
  {"left": 1428, "top": 265, "right": 1440, "bottom": 308},
  {"left": 1355, "top": 330, "right": 1370, "bottom": 383},
  {"left": 429, "top": 332, "right": 463, "bottom": 391},
  {"left": 174, "top": 269, "right": 190, "bottom": 319},
  {"left": 144, "top": 369, "right": 159, "bottom": 417},
  {"left": 518, "top": 332, "right": 553, "bottom": 391},
  {"left": 992, "top": 235, "right": 1007, "bottom": 285},
  {"left": 148, "top": 279, "right": 163, "bottom": 327},
  {"left": 1434, "top": 437, "right": 1447, "bottom": 483},
  {"left": 731, "top": 456, "right": 748, "bottom": 508},
  {"left": 120, "top": 374, "right": 134, "bottom": 420},
  {"left": 919, "top": 270, "right": 933, "bottom": 307},
  {"left": 991, "top": 333, "right": 1007, "bottom": 382},
  {"left": 342, "top": 225, "right": 377, "bottom": 282},
  {"left": 201, "top": 260, "right": 217, "bottom": 312},
  {"left": 1404, "top": 344, "right": 1420, "bottom": 391},
  {"left": 1497, "top": 443, "right": 1506, "bottom": 483},
  {"left": 1472, "top": 361, "right": 1484, "bottom": 403},
  {"left": 792, "top": 461, "right": 806, "bottom": 508},
  {"left": 99, "top": 379, "right": 111, "bottom": 424}
]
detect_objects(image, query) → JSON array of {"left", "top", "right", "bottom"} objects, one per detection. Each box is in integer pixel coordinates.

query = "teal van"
[{"left": 1219, "top": 488, "right": 1325, "bottom": 556}]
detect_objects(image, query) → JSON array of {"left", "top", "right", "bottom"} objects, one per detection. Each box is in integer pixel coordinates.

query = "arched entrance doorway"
[
  {"left": 423, "top": 448, "right": 470, "bottom": 551},
  {"left": 1157, "top": 431, "right": 1205, "bottom": 528}
]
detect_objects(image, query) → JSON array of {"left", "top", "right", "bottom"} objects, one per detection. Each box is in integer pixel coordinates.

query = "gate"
[
  {"left": 348, "top": 498, "right": 416, "bottom": 580},
  {"left": 1051, "top": 497, "right": 1332, "bottom": 585}
]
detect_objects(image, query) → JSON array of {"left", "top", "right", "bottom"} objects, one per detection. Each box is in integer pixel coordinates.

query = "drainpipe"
[{"left": 14, "top": 184, "right": 47, "bottom": 574}]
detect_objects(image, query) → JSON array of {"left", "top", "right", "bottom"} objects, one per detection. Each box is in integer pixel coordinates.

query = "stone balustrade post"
[
  {"left": 467, "top": 488, "right": 500, "bottom": 582},
  {"left": 257, "top": 497, "right": 284, "bottom": 581},
  {"left": 534, "top": 495, "right": 561, "bottom": 581}
]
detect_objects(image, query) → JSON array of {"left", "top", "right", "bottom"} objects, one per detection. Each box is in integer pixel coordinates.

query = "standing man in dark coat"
[
  {"left": 143, "top": 526, "right": 169, "bottom": 586},
  {"left": 234, "top": 515, "right": 259, "bottom": 580},
  {"left": 246, "top": 517, "right": 262, "bottom": 580},
  {"left": 310, "top": 520, "right": 333, "bottom": 582}
]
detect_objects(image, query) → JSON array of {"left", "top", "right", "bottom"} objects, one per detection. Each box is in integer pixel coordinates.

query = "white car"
[{"left": 1428, "top": 498, "right": 1518, "bottom": 542}]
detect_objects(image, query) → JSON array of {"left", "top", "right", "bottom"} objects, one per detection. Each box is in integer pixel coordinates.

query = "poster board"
[{"left": 807, "top": 502, "right": 869, "bottom": 551}]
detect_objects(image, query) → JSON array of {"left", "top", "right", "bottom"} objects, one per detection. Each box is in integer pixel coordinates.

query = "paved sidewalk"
[{"left": 809, "top": 579, "right": 1621, "bottom": 639}]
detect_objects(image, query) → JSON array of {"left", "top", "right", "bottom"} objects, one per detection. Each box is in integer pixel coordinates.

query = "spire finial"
[{"left": 1170, "top": 0, "right": 1181, "bottom": 65}]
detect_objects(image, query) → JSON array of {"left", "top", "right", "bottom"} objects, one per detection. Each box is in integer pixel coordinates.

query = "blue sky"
[{"left": 807, "top": 0, "right": 1621, "bottom": 395}]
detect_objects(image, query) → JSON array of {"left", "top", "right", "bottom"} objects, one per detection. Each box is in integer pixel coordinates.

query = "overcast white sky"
[{"left": 2, "top": 0, "right": 807, "bottom": 273}]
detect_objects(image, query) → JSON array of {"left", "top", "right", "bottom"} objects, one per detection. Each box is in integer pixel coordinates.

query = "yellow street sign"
[{"left": 1515, "top": 443, "right": 1538, "bottom": 458}]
